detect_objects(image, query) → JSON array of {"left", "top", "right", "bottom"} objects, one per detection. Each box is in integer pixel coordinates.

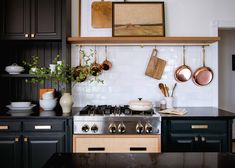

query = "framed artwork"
[{"left": 112, "top": 2, "right": 165, "bottom": 37}]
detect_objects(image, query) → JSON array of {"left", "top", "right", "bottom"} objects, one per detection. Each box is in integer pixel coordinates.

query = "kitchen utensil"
[
  {"left": 159, "top": 83, "right": 166, "bottom": 97},
  {"left": 145, "top": 47, "right": 167, "bottom": 80},
  {"left": 11, "top": 102, "right": 31, "bottom": 108},
  {"left": 5, "top": 63, "right": 25, "bottom": 74},
  {"left": 171, "top": 83, "right": 177, "bottom": 97},
  {"left": 174, "top": 46, "right": 192, "bottom": 82},
  {"left": 73, "top": 46, "right": 89, "bottom": 82},
  {"left": 91, "top": 47, "right": 102, "bottom": 76},
  {"left": 164, "top": 84, "right": 170, "bottom": 97},
  {"left": 193, "top": 46, "right": 213, "bottom": 86},
  {"left": 102, "top": 46, "right": 112, "bottom": 70},
  {"left": 6, "top": 104, "right": 36, "bottom": 110},
  {"left": 91, "top": 0, "right": 112, "bottom": 28},
  {"left": 128, "top": 98, "right": 153, "bottom": 111},
  {"left": 39, "top": 98, "right": 57, "bottom": 111}
]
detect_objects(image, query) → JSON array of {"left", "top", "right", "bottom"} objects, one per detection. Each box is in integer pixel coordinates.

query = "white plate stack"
[{"left": 7, "top": 102, "right": 36, "bottom": 110}]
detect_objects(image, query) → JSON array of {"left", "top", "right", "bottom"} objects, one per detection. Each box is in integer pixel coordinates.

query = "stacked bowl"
[
  {"left": 5, "top": 63, "right": 25, "bottom": 74},
  {"left": 39, "top": 91, "right": 57, "bottom": 111}
]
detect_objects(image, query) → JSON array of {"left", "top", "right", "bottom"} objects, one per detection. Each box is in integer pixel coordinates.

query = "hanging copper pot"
[
  {"left": 192, "top": 46, "right": 213, "bottom": 86},
  {"left": 73, "top": 46, "right": 88, "bottom": 82},
  {"left": 102, "top": 45, "right": 112, "bottom": 71},
  {"left": 174, "top": 46, "right": 192, "bottom": 82},
  {"left": 91, "top": 47, "right": 102, "bottom": 76}
]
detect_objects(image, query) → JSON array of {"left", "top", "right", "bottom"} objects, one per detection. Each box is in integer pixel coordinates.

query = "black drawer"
[
  {"left": 23, "top": 120, "right": 66, "bottom": 132},
  {"left": 170, "top": 120, "right": 227, "bottom": 133},
  {"left": 0, "top": 121, "right": 21, "bottom": 132}
]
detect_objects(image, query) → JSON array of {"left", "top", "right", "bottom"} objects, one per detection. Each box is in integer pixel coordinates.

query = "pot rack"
[{"left": 67, "top": 36, "right": 220, "bottom": 47}]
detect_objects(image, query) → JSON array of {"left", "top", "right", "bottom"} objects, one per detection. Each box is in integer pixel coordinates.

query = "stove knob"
[
  {"left": 82, "top": 124, "right": 89, "bottom": 132},
  {"left": 109, "top": 123, "right": 117, "bottom": 133},
  {"left": 145, "top": 123, "right": 153, "bottom": 134},
  {"left": 118, "top": 122, "right": 126, "bottom": 134},
  {"left": 136, "top": 122, "right": 144, "bottom": 134},
  {"left": 91, "top": 124, "right": 98, "bottom": 133}
]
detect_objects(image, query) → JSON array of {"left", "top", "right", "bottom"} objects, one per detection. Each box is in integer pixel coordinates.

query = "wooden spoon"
[{"left": 159, "top": 83, "right": 166, "bottom": 97}]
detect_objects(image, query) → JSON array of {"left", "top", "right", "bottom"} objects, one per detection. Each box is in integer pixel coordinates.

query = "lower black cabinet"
[
  {"left": 23, "top": 134, "right": 66, "bottom": 168},
  {"left": 162, "top": 118, "right": 232, "bottom": 152},
  {"left": 0, "top": 119, "right": 72, "bottom": 168},
  {"left": 0, "top": 135, "right": 21, "bottom": 168}
]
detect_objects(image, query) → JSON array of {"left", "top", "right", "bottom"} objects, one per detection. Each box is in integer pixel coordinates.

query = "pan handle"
[
  {"left": 183, "top": 46, "right": 186, "bottom": 65},
  {"left": 151, "top": 48, "right": 158, "bottom": 58},
  {"left": 202, "top": 46, "right": 206, "bottom": 67}
]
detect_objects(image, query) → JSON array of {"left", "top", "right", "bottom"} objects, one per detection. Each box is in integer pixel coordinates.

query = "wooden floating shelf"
[{"left": 67, "top": 36, "right": 220, "bottom": 45}]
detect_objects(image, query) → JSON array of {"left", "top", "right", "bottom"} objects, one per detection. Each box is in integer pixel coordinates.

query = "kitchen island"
[{"left": 43, "top": 152, "right": 235, "bottom": 168}]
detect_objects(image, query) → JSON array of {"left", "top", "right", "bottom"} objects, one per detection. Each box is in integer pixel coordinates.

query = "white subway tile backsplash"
[{"left": 72, "top": 46, "right": 216, "bottom": 107}]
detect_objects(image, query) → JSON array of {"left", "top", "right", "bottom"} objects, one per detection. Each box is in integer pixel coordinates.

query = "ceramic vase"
[{"left": 59, "top": 93, "right": 73, "bottom": 113}]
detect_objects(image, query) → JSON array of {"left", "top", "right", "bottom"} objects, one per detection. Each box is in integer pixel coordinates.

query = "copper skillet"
[
  {"left": 193, "top": 46, "right": 213, "bottom": 86},
  {"left": 174, "top": 46, "right": 192, "bottom": 82}
]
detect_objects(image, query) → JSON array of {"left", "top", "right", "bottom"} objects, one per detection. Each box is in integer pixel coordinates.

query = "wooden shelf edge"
[{"left": 67, "top": 36, "right": 220, "bottom": 45}]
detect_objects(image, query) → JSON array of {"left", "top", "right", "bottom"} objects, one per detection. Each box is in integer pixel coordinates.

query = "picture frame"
[{"left": 112, "top": 2, "right": 165, "bottom": 37}]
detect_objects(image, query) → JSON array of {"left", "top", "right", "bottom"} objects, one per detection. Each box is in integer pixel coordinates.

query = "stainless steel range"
[{"left": 73, "top": 105, "right": 161, "bottom": 135}]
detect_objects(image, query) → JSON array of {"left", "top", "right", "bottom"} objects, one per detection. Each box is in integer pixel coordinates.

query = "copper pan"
[
  {"left": 174, "top": 46, "right": 192, "bottom": 82},
  {"left": 192, "top": 46, "right": 213, "bottom": 86}
]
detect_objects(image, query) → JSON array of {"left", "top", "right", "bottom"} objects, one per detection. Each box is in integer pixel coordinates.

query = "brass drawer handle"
[
  {"left": 191, "top": 125, "right": 208, "bottom": 129},
  {"left": 0, "top": 126, "right": 9, "bottom": 130},
  {"left": 34, "top": 125, "right": 51, "bottom": 130}
]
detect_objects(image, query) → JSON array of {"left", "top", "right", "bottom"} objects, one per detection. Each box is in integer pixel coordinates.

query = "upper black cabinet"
[{"left": 1, "top": 0, "right": 61, "bottom": 40}]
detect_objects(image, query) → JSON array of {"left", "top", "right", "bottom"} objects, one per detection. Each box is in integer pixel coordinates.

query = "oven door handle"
[
  {"left": 88, "top": 147, "right": 105, "bottom": 151},
  {"left": 130, "top": 147, "right": 147, "bottom": 151}
]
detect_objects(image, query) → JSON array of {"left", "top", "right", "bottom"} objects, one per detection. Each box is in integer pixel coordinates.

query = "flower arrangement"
[{"left": 22, "top": 49, "right": 104, "bottom": 88}]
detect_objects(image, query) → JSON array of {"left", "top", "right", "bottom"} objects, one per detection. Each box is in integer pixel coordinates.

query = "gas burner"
[{"left": 78, "top": 105, "right": 155, "bottom": 116}]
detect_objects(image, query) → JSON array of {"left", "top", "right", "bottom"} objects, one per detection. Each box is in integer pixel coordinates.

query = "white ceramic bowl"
[
  {"left": 39, "top": 99, "right": 57, "bottom": 111},
  {"left": 42, "top": 91, "right": 54, "bottom": 100},
  {"left": 128, "top": 98, "right": 153, "bottom": 111},
  {"left": 5, "top": 64, "right": 25, "bottom": 74},
  {"left": 11, "top": 102, "right": 31, "bottom": 108}
]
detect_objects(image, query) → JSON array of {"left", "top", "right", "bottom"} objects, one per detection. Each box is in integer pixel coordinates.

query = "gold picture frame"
[{"left": 112, "top": 2, "right": 165, "bottom": 37}]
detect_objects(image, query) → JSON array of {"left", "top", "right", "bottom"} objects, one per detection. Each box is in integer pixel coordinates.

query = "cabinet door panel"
[
  {"left": 24, "top": 134, "right": 65, "bottom": 168},
  {"left": 1, "top": 0, "right": 30, "bottom": 39},
  {"left": 31, "top": 0, "right": 61, "bottom": 39},
  {"left": 0, "top": 135, "right": 21, "bottom": 168},
  {"left": 199, "top": 134, "right": 227, "bottom": 152}
]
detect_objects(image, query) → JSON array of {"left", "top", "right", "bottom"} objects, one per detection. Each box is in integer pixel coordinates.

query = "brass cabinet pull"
[
  {"left": 201, "top": 136, "right": 206, "bottom": 142},
  {"left": 194, "top": 136, "right": 199, "bottom": 142},
  {"left": 31, "top": 34, "right": 35, "bottom": 38},
  {"left": 25, "top": 34, "right": 29, "bottom": 38},
  {"left": 191, "top": 125, "right": 208, "bottom": 129},
  {"left": 34, "top": 125, "right": 51, "bottom": 130},
  {"left": 0, "top": 126, "right": 9, "bottom": 130},
  {"left": 24, "top": 137, "right": 28, "bottom": 142},
  {"left": 15, "top": 138, "right": 19, "bottom": 142}
]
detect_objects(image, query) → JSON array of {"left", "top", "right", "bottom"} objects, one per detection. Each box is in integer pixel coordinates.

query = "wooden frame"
[{"left": 112, "top": 2, "right": 165, "bottom": 37}]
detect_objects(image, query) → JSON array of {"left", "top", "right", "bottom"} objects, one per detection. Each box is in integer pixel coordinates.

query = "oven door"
[{"left": 73, "top": 135, "right": 161, "bottom": 153}]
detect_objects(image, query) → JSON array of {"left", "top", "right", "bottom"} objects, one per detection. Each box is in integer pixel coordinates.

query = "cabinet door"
[
  {"left": 1, "top": 0, "right": 30, "bottom": 40},
  {"left": 23, "top": 134, "right": 65, "bottom": 168},
  {"left": 30, "top": 0, "right": 62, "bottom": 40},
  {"left": 199, "top": 134, "right": 227, "bottom": 152},
  {"left": 0, "top": 135, "right": 21, "bottom": 168}
]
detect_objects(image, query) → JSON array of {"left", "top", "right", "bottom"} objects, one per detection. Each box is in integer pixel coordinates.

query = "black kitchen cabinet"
[
  {"left": 0, "top": 119, "right": 72, "bottom": 168},
  {"left": 0, "top": 135, "right": 21, "bottom": 168},
  {"left": 1, "top": 0, "right": 61, "bottom": 40},
  {"left": 162, "top": 118, "right": 232, "bottom": 152}
]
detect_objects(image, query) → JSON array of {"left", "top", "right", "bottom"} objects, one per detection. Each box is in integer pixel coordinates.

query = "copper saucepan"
[
  {"left": 91, "top": 47, "right": 102, "bottom": 76},
  {"left": 102, "top": 46, "right": 112, "bottom": 71},
  {"left": 192, "top": 46, "right": 213, "bottom": 86},
  {"left": 73, "top": 46, "right": 88, "bottom": 82},
  {"left": 174, "top": 46, "right": 192, "bottom": 82}
]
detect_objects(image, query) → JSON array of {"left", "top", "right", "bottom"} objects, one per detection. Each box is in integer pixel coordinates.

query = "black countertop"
[
  {"left": 43, "top": 152, "right": 235, "bottom": 168},
  {"left": 0, "top": 106, "right": 234, "bottom": 119},
  {"left": 159, "top": 107, "right": 235, "bottom": 118}
]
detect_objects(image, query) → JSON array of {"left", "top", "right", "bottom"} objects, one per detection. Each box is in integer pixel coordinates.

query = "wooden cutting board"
[
  {"left": 91, "top": 1, "right": 112, "bottom": 28},
  {"left": 145, "top": 49, "right": 167, "bottom": 80}
]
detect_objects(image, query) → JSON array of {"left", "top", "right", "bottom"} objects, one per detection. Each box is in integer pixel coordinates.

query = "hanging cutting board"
[
  {"left": 91, "top": 0, "right": 112, "bottom": 28},
  {"left": 145, "top": 48, "right": 167, "bottom": 80}
]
